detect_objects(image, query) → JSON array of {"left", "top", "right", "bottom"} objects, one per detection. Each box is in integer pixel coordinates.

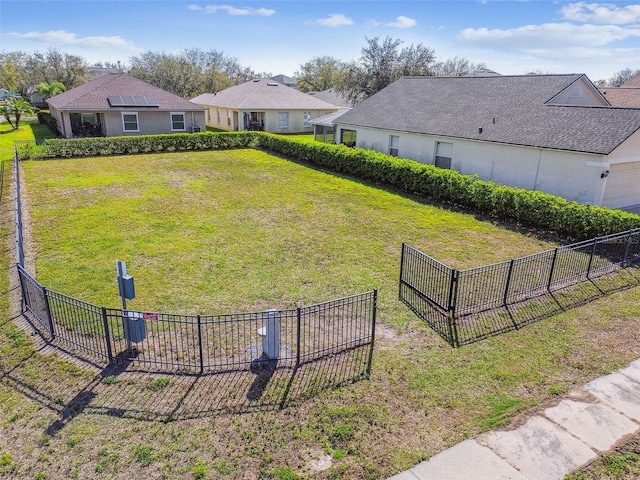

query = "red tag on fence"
[{"left": 142, "top": 312, "right": 159, "bottom": 321}]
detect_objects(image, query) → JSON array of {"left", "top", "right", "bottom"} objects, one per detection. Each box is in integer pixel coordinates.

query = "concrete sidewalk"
[{"left": 389, "top": 359, "right": 640, "bottom": 480}]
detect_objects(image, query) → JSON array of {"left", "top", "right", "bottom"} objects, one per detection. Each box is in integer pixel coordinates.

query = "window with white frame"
[
  {"left": 434, "top": 141, "right": 453, "bottom": 169},
  {"left": 227, "top": 111, "right": 231, "bottom": 126},
  {"left": 278, "top": 112, "right": 289, "bottom": 128},
  {"left": 171, "top": 112, "right": 186, "bottom": 131},
  {"left": 389, "top": 135, "right": 399, "bottom": 157},
  {"left": 303, "top": 112, "right": 311, "bottom": 128},
  {"left": 122, "top": 112, "right": 139, "bottom": 132},
  {"left": 207, "top": 109, "right": 211, "bottom": 121},
  {"left": 216, "top": 109, "right": 221, "bottom": 124}
]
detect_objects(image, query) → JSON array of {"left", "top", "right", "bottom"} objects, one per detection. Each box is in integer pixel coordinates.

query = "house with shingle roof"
[
  {"left": 190, "top": 78, "right": 340, "bottom": 134},
  {"left": 599, "top": 72, "right": 640, "bottom": 108},
  {"left": 333, "top": 74, "right": 640, "bottom": 211},
  {"left": 46, "top": 73, "right": 206, "bottom": 138}
]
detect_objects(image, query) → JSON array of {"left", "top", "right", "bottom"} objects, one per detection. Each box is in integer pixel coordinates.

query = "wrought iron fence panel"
[
  {"left": 455, "top": 261, "right": 511, "bottom": 315},
  {"left": 17, "top": 266, "right": 52, "bottom": 336},
  {"left": 46, "top": 290, "right": 110, "bottom": 360},
  {"left": 297, "top": 291, "right": 376, "bottom": 362},
  {"left": 399, "top": 243, "right": 454, "bottom": 311}
]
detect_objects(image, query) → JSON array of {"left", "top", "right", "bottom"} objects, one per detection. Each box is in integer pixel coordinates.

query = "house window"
[
  {"left": 207, "top": 109, "right": 211, "bottom": 121},
  {"left": 389, "top": 135, "right": 399, "bottom": 157},
  {"left": 122, "top": 112, "right": 139, "bottom": 132},
  {"left": 341, "top": 129, "right": 356, "bottom": 147},
  {"left": 434, "top": 141, "right": 453, "bottom": 169},
  {"left": 278, "top": 112, "right": 289, "bottom": 128},
  {"left": 171, "top": 112, "right": 186, "bottom": 131},
  {"left": 216, "top": 109, "right": 221, "bottom": 124},
  {"left": 227, "top": 111, "right": 231, "bottom": 126},
  {"left": 81, "top": 113, "right": 97, "bottom": 125},
  {"left": 303, "top": 112, "right": 311, "bottom": 128}
]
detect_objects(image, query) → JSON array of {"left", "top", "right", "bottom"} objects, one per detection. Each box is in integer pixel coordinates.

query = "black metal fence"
[
  {"left": 18, "top": 265, "right": 377, "bottom": 373},
  {"left": 11, "top": 145, "right": 376, "bottom": 375},
  {"left": 400, "top": 229, "right": 640, "bottom": 346}
]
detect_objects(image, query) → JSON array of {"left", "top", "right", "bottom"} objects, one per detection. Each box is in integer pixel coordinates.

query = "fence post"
[
  {"left": 503, "top": 259, "right": 515, "bottom": 307},
  {"left": 447, "top": 270, "right": 460, "bottom": 347},
  {"left": 197, "top": 314, "right": 204, "bottom": 374},
  {"left": 398, "top": 243, "right": 406, "bottom": 300},
  {"left": 41, "top": 286, "right": 55, "bottom": 340},
  {"left": 586, "top": 239, "right": 598, "bottom": 280},
  {"left": 296, "top": 307, "right": 301, "bottom": 366},
  {"left": 366, "top": 289, "right": 377, "bottom": 377},
  {"left": 622, "top": 233, "right": 632, "bottom": 268},
  {"left": 101, "top": 307, "right": 114, "bottom": 364},
  {"left": 547, "top": 247, "right": 558, "bottom": 292}
]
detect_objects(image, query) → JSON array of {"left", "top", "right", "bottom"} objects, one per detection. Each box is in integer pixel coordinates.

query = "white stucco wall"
[
  {"left": 601, "top": 129, "right": 640, "bottom": 208},
  {"left": 343, "top": 125, "right": 613, "bottom": 206}
]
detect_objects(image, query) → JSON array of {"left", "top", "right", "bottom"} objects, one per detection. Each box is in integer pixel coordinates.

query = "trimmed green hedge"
[{"left": 18, "top": 131, "right": 640, "bottom": 240}]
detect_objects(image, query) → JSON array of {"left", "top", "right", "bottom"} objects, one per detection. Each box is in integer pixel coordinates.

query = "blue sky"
[{"left": 1, "top": 0, "right": 639, "bottom": 82}]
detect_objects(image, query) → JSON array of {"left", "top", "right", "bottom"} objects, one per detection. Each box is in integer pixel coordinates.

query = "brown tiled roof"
[
  {"left": 599, "top": 87, "right": 640, "bottom": 107},
  {"left": 191, "top": 78, "right": 339, "bottom": 111},
  {"left": 335, "top": 74, "right": 640, "bottom": 155},
  {"left": 46, "top": 73, "right": 205, "bottom": 111}
]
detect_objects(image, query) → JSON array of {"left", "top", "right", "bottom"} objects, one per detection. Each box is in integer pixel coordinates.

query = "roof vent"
[
  {"left": 267, "top": 82, "right": 278, "bottom": 86},
  {"left": 253, "top": 79, "right": 260, "bottom": 82}
]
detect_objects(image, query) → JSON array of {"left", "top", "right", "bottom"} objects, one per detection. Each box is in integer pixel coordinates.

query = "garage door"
[{"left": 602, "top": 162, "right": 640, "bottom": 209}]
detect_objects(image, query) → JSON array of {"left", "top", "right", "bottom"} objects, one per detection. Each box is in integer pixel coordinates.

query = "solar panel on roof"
[{"left": 107, "top": 95, "right": 160, "bottom": 107}]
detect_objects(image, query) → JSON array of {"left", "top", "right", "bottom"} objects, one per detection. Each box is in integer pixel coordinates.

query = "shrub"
[{"left": 20, "top": 132, "right": 640, "bottom": 240}]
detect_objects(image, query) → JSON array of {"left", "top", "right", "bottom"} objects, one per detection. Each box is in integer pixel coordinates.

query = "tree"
[
  {"left": 433, "top": 56, "right": 487, "bottom": 77},
  {"left": 0, "top": 51, "right": 31, "bottom": 97},
  {"left": 0, "top": 95, "right": 34, "bottom": 130},
  {"left": 294, "top": 56, "right": 347, "bottom": 93},
  {"left": 25, "top": 49, "right": 91, "bottom": 89},
  {"left": 607, "top": 68, "right": 640, "bottom": 87},
  {"left": 35, "top": 81, "right": 66, "bottom": 100},
  {"left": 128, "top": 48, "right": 256, "bottom": 98},
  {"left": 335, "top": 36, "right": 436, "bottom": 105}
]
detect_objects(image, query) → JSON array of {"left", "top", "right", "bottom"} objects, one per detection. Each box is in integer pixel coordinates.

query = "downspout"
[{"left": 532, "top": 149, "right": 542, "bottom": 191}]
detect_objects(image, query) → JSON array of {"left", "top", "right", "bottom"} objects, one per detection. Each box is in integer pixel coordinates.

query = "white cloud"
[
  {"left": 7, "top": 30, "right": 140, "bottom": 51},
  {"left": 386, "top": 16, "right": 417, "bottom": 29},
  {"left": 188, "top": 4, "right": 275, "bottom": 16},
  {"left": 457, "top": 23, "right": 640, "bottom": 50},
  {"left": 315, "top": 13, "right": 354, "bottom": 27},
  {"left": 560, "top": 2, "right": 640, "bottom": 25}
]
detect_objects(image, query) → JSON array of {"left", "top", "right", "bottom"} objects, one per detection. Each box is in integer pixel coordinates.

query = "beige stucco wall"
[
  {"left": 102, "top": 110, "right": 205, "bottom": 136},
  {"left": 53, "top": 110, "right": 205, "bottom": 138},
  {"left": 344, "top": 125, "right": 615, "bottom": 206},
  {"left": 198, "top": 104, "right": 336, "bottom": 133}
]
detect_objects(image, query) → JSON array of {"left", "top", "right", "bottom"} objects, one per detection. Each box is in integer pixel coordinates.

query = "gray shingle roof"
[
  {"left": 335, "top": 74, "right": 640, "bottom": 155},
  {"left": 191, "top": 78, "right": 339, "bottom": 111},
  {"left": 46, "top": 73, "right": 205, "bottom": 111}
]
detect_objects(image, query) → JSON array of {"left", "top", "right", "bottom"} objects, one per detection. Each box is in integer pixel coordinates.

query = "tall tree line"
[{"left": 1, "top": 41, "right": 636, "bottom": 104}]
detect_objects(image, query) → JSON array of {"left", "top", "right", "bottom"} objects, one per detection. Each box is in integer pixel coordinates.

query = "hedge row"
[
  {"left": 18, "top": 131, "right": 640, "bottom": 240},
  {"left": 20, "top": 131, "right": 257, "bottom": 159},
  {"left": 37, "top": 111, "right": 58, "bottom": 135}
]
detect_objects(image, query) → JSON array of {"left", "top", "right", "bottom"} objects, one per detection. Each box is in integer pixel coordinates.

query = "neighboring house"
[
  {"left": 191, "top": 78, "right": 340, "bottom": 134},
  {"left": 46, "top": 73, "right": 206, "bottom": 138},
  {"left": 333, "top": 74, "right": 640, "bottom": 210},
  {"left": 270, "top": 74, "right": 297, "bottom": 88},
  {"left": 0, "top": 88, "right": 9, "bottom": 101},
  {"left": 308, "top": 88, "right": 352, "bottom": 108},
  {"left": 599, "top": 72, "right": 640, "bottom": 107},
  {"left": 311, "top": 110, "right": 350, "bottom": 144}
]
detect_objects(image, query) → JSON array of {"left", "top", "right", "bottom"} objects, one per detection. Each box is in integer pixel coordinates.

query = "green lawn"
[
  {"left": 0, "top": 119, "right": 57, "bottom": 162},
  {"left": 2, "top": 146, "right": 639, "bottom": 479}
]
